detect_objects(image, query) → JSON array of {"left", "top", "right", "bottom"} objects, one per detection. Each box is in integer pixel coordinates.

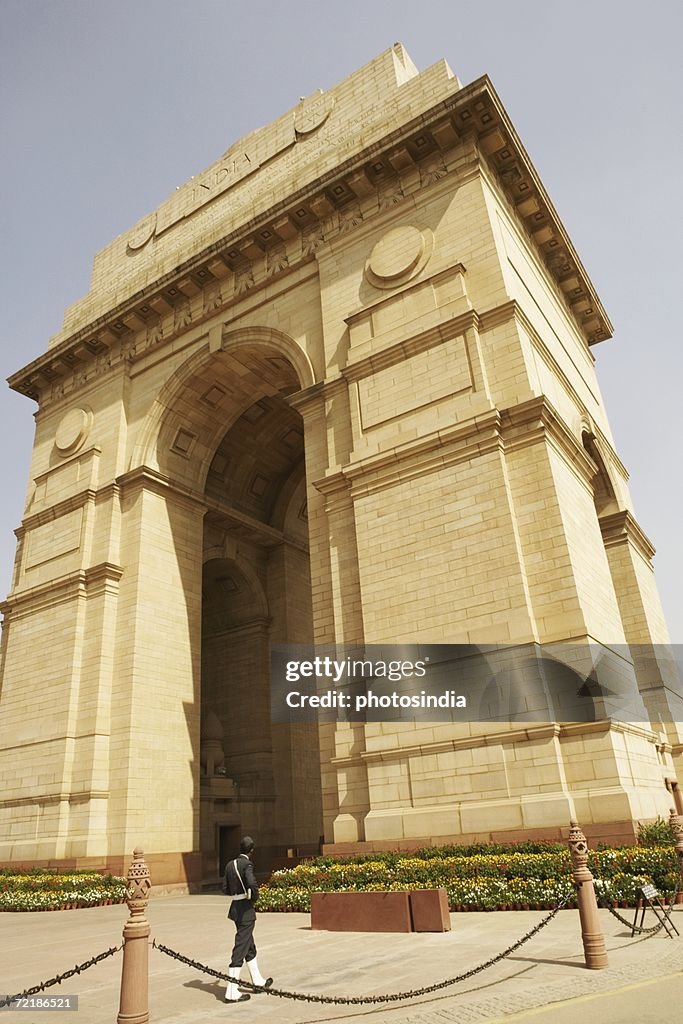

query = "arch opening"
[
  {"left": 150, "top": 336, "right": 322, "bottom": 880},
  {"left": 582, "top": 430, "right": 618, "bottom": 517}
]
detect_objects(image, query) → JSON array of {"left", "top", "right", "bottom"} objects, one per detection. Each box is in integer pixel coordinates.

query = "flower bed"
[
  {"left": 0, "top": 869, "right": 128, "bottom": 912},
  {"left": 257, "top": 844, "right": 678, "bottom": 913}
]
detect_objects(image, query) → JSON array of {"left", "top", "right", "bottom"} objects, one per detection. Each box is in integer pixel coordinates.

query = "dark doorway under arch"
[{"left": 199, "top": 394, "right": 321, "bottom": 880}]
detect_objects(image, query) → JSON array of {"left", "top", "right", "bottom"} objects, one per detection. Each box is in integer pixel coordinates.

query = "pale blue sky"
[{"left": 1, "top": 1, "right": 681, "bottom": 640}]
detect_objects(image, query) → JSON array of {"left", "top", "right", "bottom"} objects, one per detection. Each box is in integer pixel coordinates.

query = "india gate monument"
[{"left": 1, "top": 46, "right": 681, "bottom": 887}]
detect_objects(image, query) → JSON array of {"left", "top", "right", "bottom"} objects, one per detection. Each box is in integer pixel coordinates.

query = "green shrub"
[
  {"left": 308, "top": 839, "right": 566, "bottom": 869},
  {"left": 0, "top": 870, "right": 127, "bottom": 911},
  {"left": 257, "top": 843, "right": 678, "bottom": 913},
  {"left": 637, "top": 817, "right": 675, "bottom": 847}
]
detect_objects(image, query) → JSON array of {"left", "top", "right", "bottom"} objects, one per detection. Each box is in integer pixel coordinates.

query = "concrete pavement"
[{"left": 2, "top": 896, "right": 682, "bottom": 1023}]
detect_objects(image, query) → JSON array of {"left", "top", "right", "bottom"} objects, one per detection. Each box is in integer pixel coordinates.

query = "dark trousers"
[{"left": 229, "top": 902, "right": 257, "bottom": 967}]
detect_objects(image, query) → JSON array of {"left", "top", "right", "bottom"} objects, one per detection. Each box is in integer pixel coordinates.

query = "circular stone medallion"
[
  {"left": 55, "top": 407, "right": 92, "bottom": 455},
  {"left": 294, "top": 92, "right": 335, "bottom": 135},
  {"left": 127, "top": 212, "right": 157, "bottom": 252},
  {"left": 368, "top": 225, "right": 426, "bottom": 282}
]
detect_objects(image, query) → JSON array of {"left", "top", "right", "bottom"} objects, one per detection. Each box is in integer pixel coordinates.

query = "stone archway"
[
  {"left": 136, "top": 328, "right": 322, "bottom": 879},
  {"left": 132, "top": 326, "right": 316, "bottom": 486},
  {"left": 3, "top": 42, "right": 683, "bottom": 877}
]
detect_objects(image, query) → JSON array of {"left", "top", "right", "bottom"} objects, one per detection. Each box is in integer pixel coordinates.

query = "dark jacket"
[{"left": 222, "top": 853, "right": 259, "bottom": 904}]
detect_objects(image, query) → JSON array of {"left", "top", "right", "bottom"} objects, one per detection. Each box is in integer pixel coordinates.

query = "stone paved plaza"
[{"left": 3, "top": 897, "right": 683, "bottom": 1023}]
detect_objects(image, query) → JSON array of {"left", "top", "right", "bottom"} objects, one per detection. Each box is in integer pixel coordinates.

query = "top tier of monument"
[
  {"left": 33, "top": 43, "right": 611, "bottom": 358},
  {"left": 53, "top": 45, "right": 462, "bottom": 346}
]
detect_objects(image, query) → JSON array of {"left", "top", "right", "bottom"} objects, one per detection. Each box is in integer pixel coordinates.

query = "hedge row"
[
  {"left": 0, "top": 872, "right": 128, "bottom": 912},
  {"left": 309, "top": 840, "right": 567, "bottom": 868},
  {"left": 257, "top": 845, "right": 679, "bottom": 912}
]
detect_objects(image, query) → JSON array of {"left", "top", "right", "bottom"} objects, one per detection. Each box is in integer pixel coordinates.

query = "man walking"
[{"left": 222, "top": 835, "right": 273, "bottom": 1003}]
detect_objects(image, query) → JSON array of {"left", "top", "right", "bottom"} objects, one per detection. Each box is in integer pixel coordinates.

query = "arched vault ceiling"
[
  {"left": 148, "top": 335, "right": 309, "bottom": 492},
  {"left": 205, "top": 395, "right": 305, "bottom": 526}
]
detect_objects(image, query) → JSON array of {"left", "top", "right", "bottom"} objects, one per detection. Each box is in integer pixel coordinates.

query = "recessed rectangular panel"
[
  {"left": 358, "top": 335, "right": 473, "bottom": 431},
  {"left": 25, "top": 509, "right": 83, "bottom": 570}
]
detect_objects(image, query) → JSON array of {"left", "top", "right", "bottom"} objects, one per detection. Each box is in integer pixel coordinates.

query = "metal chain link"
[
  {"left": 594, "top": 884, "right": 680, "bottom": 936},
  {"left": 0, "top": 945, "right": 122, "bottom": 1010},
  {"left": 152, "top": 895, "right": 570, "bottom": 1005}
]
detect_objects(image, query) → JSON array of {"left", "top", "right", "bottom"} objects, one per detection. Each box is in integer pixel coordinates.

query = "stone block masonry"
[{"left": 1, "top": 45, "right": 680, "bottom": 880}]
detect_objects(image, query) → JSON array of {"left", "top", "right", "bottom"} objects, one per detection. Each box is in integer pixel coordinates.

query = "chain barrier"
[
  {"left": 153, "top": 895, "right": 570, "bottom": 1006},
  {"left": 0, "top": 945, "right": 122, "bottom": 1010},
  {"left": 594, "top": 884, "right": 680, "bottom": 936},
  {"left": 6, "top": 886, "right": 671, "bottom": 1012}
]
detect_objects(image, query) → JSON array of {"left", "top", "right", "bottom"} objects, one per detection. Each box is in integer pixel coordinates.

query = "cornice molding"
[
  {"left": 330, "top": 724, "right": 562, "bottom": 767},
  {"left": 313, "top": 471, "right": 354, "bottom": 515},
  {"left": 467, "top": 80, "right": 612, "bottom": 345},
  {"left": 0, "top": 788, "right": 110, "bottom": 808},
  {"left": 599, "top": 510, "right": 656, "bottom": 562},
  {"left": 313, "top": 408, "right": 503, "bottom": 500},
  {"left": 343, "top": 308, "right": 480, "bottom": 384},
  {"left": 1, "top": 562, "right": 124, "bottom": 619},
  {"left": 116, "top": 464, "right": 289, "bottom": 547},
  {"left": 115, "top": 465, "right": 208, "bottom": 517},
  {"left": 558, "top": 720, "right": 659, "bottom": 743},
  {"left": 314, "top": 393, "right": 603, "bottom": 503},
  {"left": 330, "top": 720, "right": 663, "bottom": 768},
  {"left": 500, "top": 394, "right": 597, "bottom": 488},
  {"left": 9, "top": 77, "right": 610, "bottom": 407},
  {"left": 286, "top": 379, "right": 328, "bottom": 413},
  {"left": 17, "top": 486, "right": 101, "bottom": 536}
]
